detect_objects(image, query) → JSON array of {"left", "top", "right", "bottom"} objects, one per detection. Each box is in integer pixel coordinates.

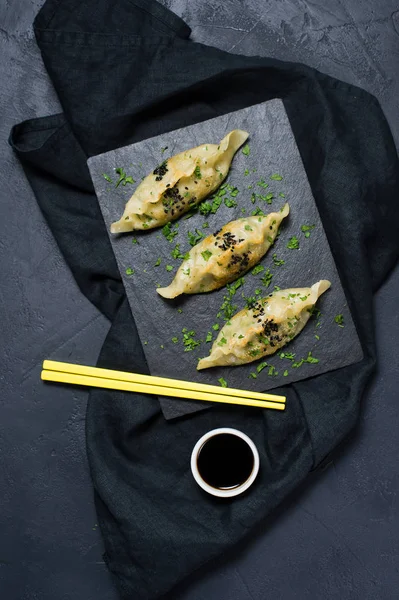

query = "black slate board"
[{"left": 88, "top": 99, "right": 363, "bottom": 420}]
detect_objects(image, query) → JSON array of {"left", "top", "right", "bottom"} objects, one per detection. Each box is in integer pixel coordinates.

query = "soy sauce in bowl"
[{"left": 196, "top": 433, "right": 254, "bottom": 490}]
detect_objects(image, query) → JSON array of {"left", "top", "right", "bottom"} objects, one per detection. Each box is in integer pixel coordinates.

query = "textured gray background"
[
  {"left": 90, "top": 99, "right": 362, "bottom": 405},
  {"left": 1, "top": 1, "right": 398, "bottom": 600}
]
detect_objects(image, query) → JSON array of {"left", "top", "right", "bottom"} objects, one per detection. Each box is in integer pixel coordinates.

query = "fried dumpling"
[
  {"left": 197, "top": 280, "right": 331, "bottom": 370},
  {"left": 157, "top": 204, "right": 290, "bottom": 299},
  {"left": 110, "top": 130, "right": 249, "bottom": 233}
]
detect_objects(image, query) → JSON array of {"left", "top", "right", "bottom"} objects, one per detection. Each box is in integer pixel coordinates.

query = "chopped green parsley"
[{"left": 287, "top": 236, "right": 299, "bottom": 249}]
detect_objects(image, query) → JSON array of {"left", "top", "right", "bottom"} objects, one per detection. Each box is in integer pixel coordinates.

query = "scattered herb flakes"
[
  {"left": 199, "top": 201, "right": 212, "bottom": 216},
  {"left": 160, "top": 345, "right": 164, "bottom": 350},
  {"left": 279, "top": 351, "right": 296, "bottom": 361},
  {"left": 177, "top": 308, "right": 183, "bottom": 314},
  {"left": 125, "top": 267, "right": 134, "bottom": 275},
  {"left": 194, "top": 165, "right": 202, "bottom": 179},
  {"left": 255, "top": 288, "right": 262, "bottom": 295},
  {"left": 261, "top": 268, "right": 273, "bottom": 287},
  {"left": 256, "top": 361, "right": 268, "bottom": 373},
  {"left": 217, "top": 337, "right": 227, "bottom": 346},
  {"left": 115, "top": 167, "right": 126, "bottom": 187},
  {"left": 251, "top": 207, "right": 265, "bottom": 217},
  {"left": 268, "top": 365, "right": 278, "bottom": 376},
  {"left": 245, "top": 224, "right": 253, "bottom": 231},
  {"left": 202, "top": 222, "right": 209, "bottom": 229},
  {"left": 217, "top": 277, "right": 245, "bottom": 321},
  {"left": 205, "top": 331, "right": 213, "bottom": 343},
  {"left": 166, "top": 264, "right": 174, "bottom": 272},
  {"left": 183, "top": 267, "right": 190, "bottom": 276},
  {"left": 242, "top": 144, "right": 250, "bottom": 156},
  {"left": 241, "top": 207, "right": 247, "bottom": 214},
  {"left": 201, "top": 249, "right": 213, "bottom": 262},
  {"left": 212, "top": 323, "right": 220, "bottom": 331},
  {"left": 287, "top": 236, "right": 299, "bottom": 250},
  {"left": 188, "top": 229, "right": 204, "bottom": 246},
  {"left": 334, "top": 314, "right": 345, "bottom": 327},
  {"left": 270, "top": 173, "right": 283, "bottom": 181},
  {"left": 244, "top": 168, "right": 250, "bottom": 176},
  {"left": 257, "top": 179, "right": 269, "bottom": 189},
  {"left": 102, "top": 173, "right": 112, "bottom": 183},
  {"left": 171, "top": 243, "right": 185, "bottom": 260},
  {"left": 182, "top": 328, "right": 201, "bottom": 352},
  {"left": 274, "top": 286, "right": 281, "bottom": 291},
  {"left": 283, "top": 370, "right": 289, "bottom": 376},
  {"left": 123, "top": 176, "right": 135, "bottom": 185},
  {"left": 249, "top": 372, "right": 257, "bottom": 379},
  {"left": 131, "top": 237, "right": 139, "bottom": 244},
  {"left": 154, "top": 257, "right": 161, "bottom": 267},
  {"left": 162, "top": 222, "right": 179, "bottom": 242},
  {"left": 224, "top": 197, "right": 238, "bottom": 208},
  {"left": 143, "top": 341, "right": 148, "bottom": 345},
  {"left": 315, "top": 334, "right": 320, "bottom": 340},
  {"left": 218, "top": 377, "right": 228, "bottom": 388},
  {"left": 251, "top": 265, "right": 264, "bottom": 276},
  {"left": 161, "top": 146, "right": 168, "bottom": 154},
  {"left": 279, "top": 192, "right": 285, "bottom": 198},
  {"left": 272, "top": 253, "right": 285, "bottom": 267},
  {"left": 292, "top": 351, "right": 319, "bottom": 368},
  {"left": 171, "top": 337, "right": 179, "bottom": 344},
  {"left": 301, "top": 224, "right": 315, "bottom": 238}
]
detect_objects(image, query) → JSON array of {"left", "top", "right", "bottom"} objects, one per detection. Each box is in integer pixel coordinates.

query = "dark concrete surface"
[{"left": 0, "top": 1, "right": 398, "bottom": 599}]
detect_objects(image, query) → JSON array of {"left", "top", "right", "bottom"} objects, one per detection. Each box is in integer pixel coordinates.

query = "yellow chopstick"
[
  {"left": 42, "top": 360, "right": 285, "bottom": 404},
  {"left": 41, "top": 370, "right": 285, "bottom": 410}
]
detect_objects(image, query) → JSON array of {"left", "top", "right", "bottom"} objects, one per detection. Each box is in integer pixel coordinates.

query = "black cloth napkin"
[{"left": 9, "top": 0, "right": 399, "bottom": 598}]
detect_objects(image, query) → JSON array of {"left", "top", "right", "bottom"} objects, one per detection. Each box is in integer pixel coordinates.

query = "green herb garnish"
[
  {"left": 224, "top": 197, "right": 237, "bottom": 208},
  {"left": 270, "top": 173, "right": 283, "bottom": 181},
  {"left": 218, "top": 377, "right": 228, "bottom": 388},
  {"left": 125, "top": 267, "right": 134, "bottom": 275},
  {"left": 188, "top": 229, "right": 204, "bottom": 246},
  {"left": 334, "top": 314, "right": 345, "bottom": 327},
  {"left": 301, "top": 224, "right": 315, "bottom": 238},
  {"left": 257, "top": 179, "right": 269, "bottom": 189},
  {"left": 181, "top": 328, "right": 201, "bottom": 352},
  {"left": 194, "top": 165, "right": 202, "bottom": 179},
  {"left": 272, "top": 254, "right": 285, "bottom": 266},
  {"left": 154, "top": 258, "right": 161, "bottom": 267},
  {"left": 201, "top": 250, "right": 212, "bottom": 262},
  {"left": 205, "top": 332, "right": 213, "bottom": 343},
  {"left": 251, "top": 265, "right": 264, "bottom": 276},
  {"left": 166, "top": 265, "right": 174, "bottom": 272},
  {"left": 171, "top": 337, "right": 178, "bottom": 344},
  {"left": 102, "top": 173, "right": 112, "bottom": 183},
  {"left": 171, "top": 243, "right": 185, "bottom": 260},
  {"left": 287, "top": 236, "right": 299, "bottom": 249},
  {"left": 162, "top": 222, "right": 179, "bottom": 242},
  {"left": 212, "top": 323, "right": 220, "bottom": 331},
  {"left": 261, "top": 268, "right": 273, "bottom": 287},
  {"left": 245, "top": 225, "right": 253, "bottom": 231},
  {"left": 242, "top": 144, "right": 250, "bottom": 156}
]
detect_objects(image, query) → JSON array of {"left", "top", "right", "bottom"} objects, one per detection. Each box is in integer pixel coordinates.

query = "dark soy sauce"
[{"left": 197, "top": 434, "right": 254, "bottom": 490}]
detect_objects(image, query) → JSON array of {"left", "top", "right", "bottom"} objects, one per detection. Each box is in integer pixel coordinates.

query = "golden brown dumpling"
[
  {"left": 197, "top": 280, "right": 331, "bottom": 370},
  {"left": 110, "top": 130, "right": 249, "bottom": 233},
  {"left": 157, "top": 204, "right": 289, "bottom": 298}
]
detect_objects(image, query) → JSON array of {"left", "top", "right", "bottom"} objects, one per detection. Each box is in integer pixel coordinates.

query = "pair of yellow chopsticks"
[{"left": 41, "top": 360, "right": 286, "bottom": 411}]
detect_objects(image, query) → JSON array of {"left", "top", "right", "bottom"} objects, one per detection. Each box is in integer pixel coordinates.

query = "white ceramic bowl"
[{"left": 190, "top": 427, "right": 260, "bottom": 498}]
